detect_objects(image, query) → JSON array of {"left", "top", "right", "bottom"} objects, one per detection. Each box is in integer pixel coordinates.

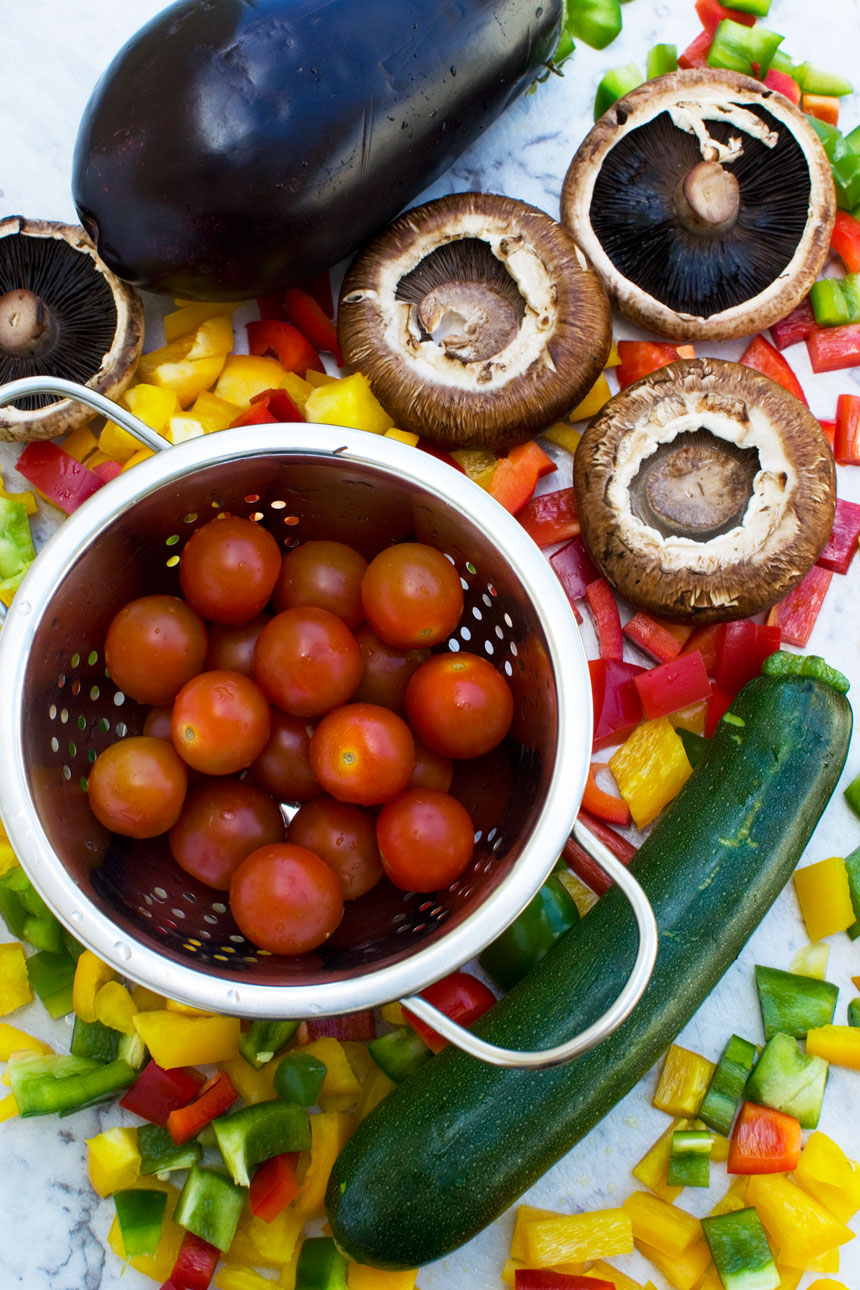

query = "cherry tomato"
[
  {"left": 360, "top": 542, "right": 464, "bottom": 648},
  {"left": 273, "top": 540, "right": 368, "bottom": 628},
  {"left": 250, "top": 710, "right": 320, "bottom": 802},
  {"left": 168, "top": 778, "right": 286, "bottom": 890},
  {"left": 171, "top": 669, "right": 271, "bottom": 775},
  {"left": 352, "top": 625, "right": 429, "bottom": 714},
  {"left": 309, "top": 703, "right": 415, "bottom": 806},
  {"left": 402, "top": 971, "right": 496, "bottom": 1052},
  {"left": 87, "top": 736, "right": 188, "bottom": 839},
  {"left": 104, "top": 595, "right": 207, "bottom": 706},
  {"left": 205, "top": 613, "right": 271, "bottom": 676},
  {"left": 376, "top": 788, "right": 474, "bottom": 891},
  {"left": 253, "top": 607, "right": 363, "bottom": 718},
  {"left": 409, "top": 740, "right": 453, "bottom": 792},
  {"left": 287, "top": 797, "right": 383, "bottom": 900},
  {"left": 230, "top": 842, "right": 344, "bottom": 955},
  {"left": 142, "top": 704, "right": 174, "bottom": 742},
  {"left": 179, "top": 515, "right": 281, "bottom": 625},
  {"left": 405, "top": 651, "right": 514, "bottom": 759}
]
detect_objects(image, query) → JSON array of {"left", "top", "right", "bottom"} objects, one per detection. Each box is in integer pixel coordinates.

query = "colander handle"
[
  {"left": 0, "top": 376, "right": 171, "bottom": 452},
  {"left": 400, "top": 817, "right": 658, "bottom": 1070}
]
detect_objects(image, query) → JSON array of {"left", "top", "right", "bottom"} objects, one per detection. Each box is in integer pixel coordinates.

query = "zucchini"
[{"left": 326, "top": 672, "right": 851, "bottom": 1268}]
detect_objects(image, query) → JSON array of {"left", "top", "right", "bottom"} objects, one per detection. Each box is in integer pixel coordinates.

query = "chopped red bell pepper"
[
  {"left": 517, "top": 487, "right": 580, "bottom": 547},
  {"left": 246, "top": 319, "right": 324, "bottom": 375},
  {"left": 562, "top": 811, "right": 637, "bottom": 896},
  {"left": 713, "top": 621, "right": 782, "bottom": 695},
  {"left": 769, "top": 296, "right": 817, "bottom": 351},
  {"left": 16, "top": 442, "right": 105, "bottom": 515},
  {"left": 229, "top": 403, "right": 277, "bottom": 428},
  {"left": 830, "top": 210, "right": 860, "bottom": 274},
  {"left": 167, "top": 1231, "right": 220, "bottom": 1290},
  {"left": 803, "top": 92, "right": 840, "bottom": 126},
  {"left": 230, "top": 386, "right": 305, "bottom": 428},
  {"left": 763, "top": 67, "right": 802, "bottom": 103},
  {"left": 726, "top": 1101, "right": 802, "bottom": 1175},
  {"left": 634, "top": 650, "right": 712, "bottom": 721},
  {"left": 402, "top": 971, "right": 496, "bottom": 1053},
  {"left": 284, "top": 287, "right": 343, "bottom": 366},
  {"left": 91, "top": 459, "right": 124, "bottom": 485},
  {"left": 295, "top": 1010, "right": 376, "bottom": 1044},
  {"left": 615, "top": 340, "right": 694, "bottom": 390},
  {"left": 739, "top": 334, "right": 807, "bottom": 405},
  {"left": 622, "top": 612, "right": 684, "bottom": 664},
  {"left": 118, "top": 1060, "right": 205, "bottom": 1127},
  {"left": 680, "top": 623, "right": 723, "bottom": 675},
  {"left": 678, "top": 29, "right": 713, "bottom": 69},
  {"left": 417, "top": 440, "right": 467, "bottom": 472},
  {"left": 807, "top": 322, "right": 860, "bottom": 372},
  {"left": 590, "top": 658, "right": 646, "bottom": 749},
  {"left": 834, "top": 393, "right": 860, "bottom": 464},
  {"left": 705, "top": 683, "right": 735, "bottom": 738},
  {"left": 485, "top": 441, "right": 556, "bottom": 514},
  {"left": 585, "top": 578, "right": 624, "bottom": 660},
  {"left": 765, "top": 565, "right": 833, "bottom": 647},
  {"left": 515, "top": 1272, "right": 615, "bottom": 1290},
  {"left": 581, "top": 762, "right": 631, "bottom": 827},
  {"left": 817, "top": 496, "right": 860, "bottom": 573},
  {"left": 549, "top": 536, "right": 600, "bottom": 605},
  {"left": 694, "top": 0, "right": 756, "bottom": 35},
  {"left": 819, "top": 417, "right": 836, "bottom": 446},
  {"left": 248, "top": 1151, "right": 300, "bottom": 1222},
  {"left": 166, "top": 1070, "right": 238, "bottom": 1145}
]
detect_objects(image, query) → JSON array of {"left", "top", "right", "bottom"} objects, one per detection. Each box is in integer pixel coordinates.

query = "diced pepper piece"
[
  {"left": 609, "top": 718, "right": 693, "bottom": 829},
  {"left": 175, "top": 1164, "right": 245, "bottom": 1252},
  {"left": 810, "top": 276, "right": 859, "bottom": 327},
  {"left": 763, "top": 66, "right": 802, "bottom": 103},
  {"left": 295, "top": 1237, "right": 348, "bottom": 1290},
  {"left": 806, "top": 1023, "right": 860, "bottom": 1068},
  {"left": 615, "top": 341, "right": 690, "bottom": 389},
  {"left": 698, "top": 1035, "right": 758, "bottom": 1136},
  {"left": 163, "top": 300, "right": 235, "bottom": 342},
  {"left": 402, "top": 971, "right": 495, "bottom": 1054},
  {"left": 585, "top": 578, "right": 624, "bottom": 660},
  {"left": 138, "top": 1122, "right": 203, "bottom": 1177},
  {"left": 585, "top": 1263, "right": 644, "bottom": 1290},
  {"left": 133, "top": 1009, "right": 241, "bottom": 1069},
  {"left": 94, "top": 979, "right": 138, "bottom": 1036},
  {"left": 621, "top": 1192, "right": 700, "bottom": 1257},
  {"left": 803, "top": 93, "right": 841, "bottom": 126},
  {"left": 510, "top": 1205, "right": 567, "bottom": 1260},
  {"left": 480, "top": 874, "right": 579, "bottom": 990},
  {"left": 224, "top": 1202, "right": 304, "bottom": 1269},
  {"left": 667, "top": 1129, "right": 712, "bottom": 1188},
  {"left": 746, "top": 1173, "right": 854, "bottom": 1268},
  {"left": 765, "top": 565, "right": 832, "bottom": 647},
  {"left": 284, "top": 287, "right": 343, "bottom": 365},
  {"left": 8, "top": 1051, "right": 134, "bottom": 1117},
  {"left": 0, "top": 867, "right": 64, "bottom": 954},
  {"left": 653, "top": 1045, "right": 716, "bottom": 1118},
  {"left": 769, "top": 296, "right": 817, "bottom": 349},
  {"left": 634, "top": 1238, "right": 712, "bottom": 1290},
  {"left": 569, "top": 0, "right": 622, "bottom": 49},
  {"left": 795, "top": 1131, "right": 860, "bottom": 1223},
  {"left": 754, "top": 964, "right": 838, "bottom": 1039},
  {"left": 113, "top": 1187, "right": 167, "bottom": 1258},
  {"left": 0, "top": 498, "right": 36, "bottom": 602},
  {"left": 646, "top": 43, "right": 678, "bottom": 77},
  {"left": 562, "top": 812, "right": 637, "bottom": 899},
  {"left": 679, "top": 30, "right": 713, "bottom": 70},
  {"left": 247, "top": 318, "right": 324, "bottom": 375},
  {"left": 238, "top": 1018, "right": 299, "bottom": 1071},
  {"left": 713, "top": 622, "right": 782, "bottom": 696},
  {"left": 274, "top": 1050, "right": 328, "bottom": 1105},
  {"left": 807, "top": 322, "right": 860, "bottom": 371},
  {"left": 170, "top": 1229, "right": 221, "bottom": 1289},
  {"left": 106, "top": 1178, "right": 184, "bottom": 1281},
  {"left": 15, "top": 442, "right": 103, "bottom": 515},
  {"left": 633, "top": 652, "right": 711, "bottom": 721},
  {"left": 833, "top": 392, "right": 860, "bottom": 464},
  {"left": 25, "top": 949, "right": 75, "bottom": 1019},
  {"left": 184, "top": 313, "right": 234, "bottom": 360},
  {"left": 817, "top": 497, "right": 860, "bottom": 574},
  {"left": 212, "top": 1098, "right": 309, "bottom": 1186},
  {"left": 846, "top": 770, "right": 860, "bottom": 820},
  {"left": 541, "top": 422, "right": 582, "bottom": 455},
  {"left": 701, "top": 1209, "right": 779, "bottom": 1290},
  {"left": 215, "top": 1265, "right": 274, "bottom": 1290},
  {"left": 347, "top": 1264, "right": 419, "bottom": 1290},
  {"left": 739, "top": 334, "right": 807, "bottom": 404},
  {"left": 0, "top": 1021, "right": 51, "bottom": 1060},
  {"left": 743, "top": 1031, "right": 829, "bottom": 1128},
  {"left": 168, "top": 414, "right": 207, "bottom": 443},
  {"left": 830, "top": 210, "right": 860, "bottom": 273},
  {"left": 514, "top": 1274, "right": 614, "bottom": 1290},
  {"left": 168, "top": 1069, "right": 238, "bottom": 1145},
  {"left": 727, "top": 1101, "right": 801, "bottom": 1174},
  {"left": 119, "top": 1059, "right": 205, "bottom": 1126},
  {"left": 522, "top": 1209, "right": 634, "bottom": 1266},
  {"left": 794, "top": 855, "right": 855, "bottom": 940},
  {"left": 295, "top": 1109, "right": 353, "bottom": 1216},
  {"left": 632, "top": 1118, "right": 690, "bottom": 1203},
  {"left": 708, "top": 19, "right": 783, "bottom": 76},
  {"left": 842, "top": 843, "right": 860, "bottom": 938},
  {"left": 294, "top": 1036, "right": 361, "bottom": 1098},
  {"left": 72, "top": 949, "right": 116, "bottom": 1023},
  {"left": 796, "top": 62, "right": 854, "bottom": 95},
  {"left": 296, "top": 1013, "right": 376, "bottom": 1046},
  {"left": 367, "top": 1026, "right": 432, "bottom": 1082},
  {"left": 594, "top": 63, "right": 644, "bottom": 120},
  {"left": 675, "top": 727, "right": 707, "bottom": 768},
  {"left": 485, "top": 441, "right": 556, "bottom": 514},
  {"left": 71, "top": 1015, "right": 119, "bottom": 1063},
  {"left": 581, "top": 762, "right": 631, "bottom": 827},
  {"left": 517, "top": 488, "right": 579, "bottom": 547},
  {"left": 549, "top": 535, "right": 600, "bottom": 606},
  {"left": 213, "top": 354, "right": 288, "bottom": 407},
  {"left": 248, "top": 1151, "right": 299, "bottom": 1222},
  {"left": 789, "top": 941, "right": 830, "bottom": 978},
  {"left": 87, "top": 1125, "right": 141, "bottom": 1197},
  {"left": 568, "top": 371, "right": 612, "bottom": 422},
  {"left": 589, "top": 659, "right": 646, "bottom": 750},
  {"left": 304, "top": 371, "right": 394, "bottom": 435},
  {"left": 623, "top": 613, "right": 684, "bottom": 665},
  {"left": 695, "top": 0, "right": 757, "bottom": 34}
]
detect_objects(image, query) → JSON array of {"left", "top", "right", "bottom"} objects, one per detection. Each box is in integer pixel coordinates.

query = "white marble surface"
[{"left": 2, "top": 1, "right": 860, "bottom": 1287}]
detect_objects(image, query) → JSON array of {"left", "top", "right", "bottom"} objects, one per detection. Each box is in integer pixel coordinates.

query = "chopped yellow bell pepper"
[
  {"left": 773, "top": 1268, "right": 803, "bottom": 1290},
  {"left": 789, "top": 942, "right": 831, "bottom": 979},
  {"left": 299, "top": 1037, "right": 362, "bottom": 1103},
  {"left": 353, "top": 1066, "right": 396, "bottom": 1122},
  {"left": 795, "top": 1131, "right": 860, "bottom": 1222},
  {"left": 569, "top": 371, "right": 612, "bottom": 421},
  {"left": 806, "top": 1281, "right": 850, "bottom": 1290},
  {"left": 709, "top": 1176, "right": 749, "bottom": 1217},
  {"left": 107, "top": 1179, "right": 184, "bottom": 1282},
  {"left": 277, "top": 1235, "right": 304, "bottom": 1290},
  {"left": 86, "top": 1125, "right": 141, "bottom": 1197},
  {"left": 163, "top": 997, "right": 212, "bottom": 1016},
  {"left": 510, "top": 1205, "right": 566, "bottom": 1259},
  {"left": 125, "top": 381, "right": 182, "bottom": 431},
  {"left": 186, "top": 313, "right": 234, "bottom": 360},
  {"left": 62, "top": 424, "right": 100, "bottom": 463},
  {"left": 745, "top": 1173, "right": 854, "bottom": 1269},
  {"left": 0, "top": 1022, "right": 52, "bottom": 1059},
  {"left": 652, "top": 1045, "right": 715, "bottom": 1118},
  {"left": 132, "top": 1009, "right": 241, "bottom": 1068},
  {"left": 0, "top": 837, "right": 19, "bottom": 876},
  {"left": 0, "top": 1093, "right": 18, "bottom": 1121},
  {"left": 0, "top": 470, "right": 37, "bottom": 515},
  {"left": 281, "top": 371, "right": 314, "bottom": 415},
  {"left": 807, "top": 1023, "right": 860, "bottom": 1068},
  {"left": 150, "top": 353, "right": 228, "bottom": 407},
  {"left": 609, "top": 717, "right": 693, "bottom": 828},
  {"left": 347, "top": 1264, "right": 419, "bottom": 1289},
  {"left": 0, "top": 942, "right": 33, "bottom": 1015},
  {"left": 378, "top": 1001, "right": 406, "bottom": 1027},
  {"left": 556, "top": 868, "right": 598, "bottom": 917},
  {"left": 521, "top": 1208, "right": 634, "bottom": 1266},
  {"left": 295, "top": 1110, "right": 354, "bottom": 1216},
  {"left": 668, "top": 702, "right": 707, "bottom": 736},
  {"left": 132, "top": 984, "right": 166, "bottom": 1011},
  {"left": 588, "top": 1260, "right": 644, "bottom": 1290},
  {"left": 120, "top": 448, "right": 155, "bottom": 472},
  {"left": 799, "top": 1248, "right": 841, "bottom": 1275},
  {"left": 214, "top": 354, "right": 288, "bottom": 407},
  {"left": 696, "top": 1125, "right": 730, "bottom": 1164},
  {"left": 163, "top": 301, "right": 236, "bottom": 343},
  {"left": 384, "top": 427, "right": 420, "bottom": 446},
  {"left": 304, "top": 368, "right": 336, "bottom": 388},
  {"left": 634, "top": 1236, "right": 712, "bottom": 1290},
  {"left": 621, "top": 1192, "right": 701, "bottom": 1257},
  {"left": 94, "top": 980, "right": 138, "bottom": 1036},
  {"left": 541, "top": 421, "right": 582, "bottom": 455},
  {"left": 606, "top": 341, "right": 621, "bottom": 366},
  {"left": 190, "top": 389, "right": 243, "bottom": 432},
  {"left": 632, "top": 1118, "right": 689, "bottom": 1203},
  {"left": 450, "top": 448, "right": 498, "bottom": 480},
  {"left": 225, "top": 1201, "right": 303, "bottom": 1268},
  {"left": 794, "top": 856, "right": 855, "bottom": 940},
  {"left": 683, "top": 1261, "right": 722, "bottom": 1290},
  {"left": 219, "top": 1055, "right": 278, "bottom": 1106},
  {"left": 168, "top": 414, "right": 207, "bottom": 444},
  {"left": 304, "top": 372, "right": 393, "bottom": 435},
  {"left": 215, "top": 1266, "right": 274, "bottom": 1290},
  {"left": 99, "top": 419, "right": 142, "bottom": 463},
  {"left": 72, "top": 949, "right": 116, "bottom": 1023}
]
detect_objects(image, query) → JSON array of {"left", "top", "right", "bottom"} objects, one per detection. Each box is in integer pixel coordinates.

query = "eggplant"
[{"left": 72, "top": 0, "right": 563, "bottom": 300}]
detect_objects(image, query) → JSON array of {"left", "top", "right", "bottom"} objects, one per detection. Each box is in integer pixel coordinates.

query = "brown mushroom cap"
[
  {"left": 561, "top": 70, "right": 836, "bottom": 342},
  {"left": 0, "top": 216, "right": 144, "bottom": 441},
  {"left": 337, "top": 192, "right": 612, "bottom": 452},
  {"left": 574, "top": 357, "right": 836, "bottom": 623}
]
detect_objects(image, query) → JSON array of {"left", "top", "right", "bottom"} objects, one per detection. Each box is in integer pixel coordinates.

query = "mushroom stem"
[
  {"left": 0, "top": 288, "right": 53, "bottom": 356},
  {"left": 673, "top": 160, "right": 740, "bottom": 237}
]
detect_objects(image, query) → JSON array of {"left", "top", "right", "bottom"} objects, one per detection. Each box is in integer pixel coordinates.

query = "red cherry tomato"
[
  {"left": 171, "top": 670, "right": 271, "bottom": 775},
  {"left": 179, "top": 516, "right": 281, "bottom": 625},
  {"left": 376, "top": 788, "right": 474, "bottom": 891},
  {"left": 87, "top": 736, "right": 188, "bottom": 839},
  {"left": 287, "top": 797, "right": 383, "bottom": 900},
  {"left": 272, "top": 540, "right": 368, "bottom": 628},
  {"left": 352, "top": 625, "right": 429, "bottom": 714},
  {"left": 253, "top": 607, "right": 363, "bottom": 718},
  {"left": 409, "top": 741, "right": 453, "bottom": 792},
  {"left": 309, "top": 703, "right": 415, "bottom": 806},
  {"left": 142, "top": 704, "right": 174, "bottom": 742},
  {"left": 405, "top": 651, "right": 514, "bottom": 759},
  {"left": 205, "top": 613, "right": 271, "bottom": 677},
  {"left": 229, "top": 842, "right": 344, "bottom": 954},
  {"left": 402, "top": 971, "right": 496, "bottom": 1052},
  {"left": 360, "top": 542, "right": 464, "bottom": 648},
  {"left": 250, "top": 710, "right": 320, "bottom": 802},
  {"left": 104, "top": 595, "right": 207, "bottom": 705},
  {"left": 168, "top": 778, "right": 286, "bottom": 890}
]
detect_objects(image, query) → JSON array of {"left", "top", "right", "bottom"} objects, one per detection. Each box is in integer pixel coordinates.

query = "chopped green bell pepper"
[
  {"left": 113, "top": 1188, "right": 167, "bottom": 1257},
  {"left": 70, "top": 1016, "right": 120, "bottom": 1063},
  {"left": 847, "top": 998, "right": 860, "bottom": 1028},
  {"left": 295, "top": 1236, "right": 349, "bottom": 1290},
  {"left": 238, "top": 1018, "right": 299, "bottom": 1070},
  {"left": 0, "top": 868, "right": 64, "bottom": 954},
  {"left": 707, "top": 20, "right": 784, "bottom": 78},
  {"left": 845, "top": 770, "right": 860, "bottom": 821},
  {"left": 8, "top": 1051, "right": 135, "bottom": 1117},
  {"left": 568, "top": 0, "right": 623, "bottom": 50},
  {"left": 479, "top": 872, "right": 579, "bottom": 990},
  {"left": 667, "top": 1128, "right": 712, "bottom": 1187},
  {"left": 26, "top": 949, "right": 76, "bottom": 1020},
  {"left": 212, "top": 1100, "right": 311, "bottom": 1187},
  {"left": 755, "top": 964, "right": 838, "bottom": 1039},
  {"left": 844, "top": 844, "right": 860, "bottom": 939},
  {"left": 701, "top": 1209, "right": 780, "bottom": 1290},
  {"left": 795, "top": 61, "right": 854, "bottom": 96},
  {"left": 138, "top": 1123, "right": 202, "bottom": 1177},
  {"left": 174, "top": 1164, "right": 245, "bottom": 1251},
  {"left": 743, "top": 1031, "right": 828, "bottom": 1129},
  {"left": 273, "top": 1050, "right": 327, "bottom": 1106},
  {"left": 726, "top": 0, "right": 771, "bottom": 12},
  {"left": 593, "top": 62, "right": 644, "bottom": 120},
  {"left": 646, "top": 43, "right": 678, "bottom": 80},
  {"left": 698, "top": 1034, "right": 758, "bottom": 1136},
  {"left": 367, "top": 1026, "right": 432, "bottom": 1083},
  {"left": 0, "top": 497, "right": 36, "bottom": 597}
]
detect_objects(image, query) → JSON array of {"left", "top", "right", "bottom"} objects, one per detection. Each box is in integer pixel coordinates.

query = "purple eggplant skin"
[{"left": 71, "top": 0, "right": 563, "bottom": 301}]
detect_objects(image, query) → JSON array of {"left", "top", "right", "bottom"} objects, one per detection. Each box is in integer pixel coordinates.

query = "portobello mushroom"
[
  {"left": 561, "top": 70, "right": 835, "bottom": 341},
  {"left": 338, "top": 193, "right": 612, "bottom": 451},
  {"left": 574, "top": 357, "right": 836, "bottom": 623}
]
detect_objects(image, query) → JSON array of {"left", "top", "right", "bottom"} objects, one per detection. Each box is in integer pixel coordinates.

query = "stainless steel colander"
[{"left": 0, "top": 377, "right": 656, "bottom": 1068}]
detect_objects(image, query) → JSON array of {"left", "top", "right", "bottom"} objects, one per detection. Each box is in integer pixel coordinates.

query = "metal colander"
[{"left": 0, "top": 377, "right": 656, "bottom": 1068}]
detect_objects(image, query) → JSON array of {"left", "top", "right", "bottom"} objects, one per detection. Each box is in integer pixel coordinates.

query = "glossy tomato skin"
[
  {"left": 87, "top": 735, "right": 188, "bottom": 839},
  {"left": 250, "top": 710, "right": 320, "bottom": 802},
  {"left": 168, "top": 778, "right": 286, "bottom": 890},
  {"left": 253, "top": 607, "right": 363, "bottom": 718},
  {"left": 310, "top": 703, "right": 415, "bottom": 806},
  {"left": 405, "top": 651, "right": 514, "bottom": 759},
  {"left": 104, "top": 595, "right": 208, "bottom": 706},
  {"left": 273, "top": 540, "right": 367, "bottom": 629},
  {"left": 172, "top": 669, "right": 271, "bottom": 775},
  {"left": 360, "top": 542, "right": 464, "bottom": 649},
  {"left": 229, "top": 842, "right": 344, "bottom": 955},
  {"left": 409, "top": 741, "right": 453, "bottom": 792},
  {"left": 352, "top": 625, "right": 429, "bottom": 715},
  {"left": 205, "top": 613, "right": 271, "bottom": 677},
  {"left": 142, "top": 704, "right": 174, "bottom": 742},
  {"left": 376, "top": 788, "right": 474, "bottom": 891},
  {"left": 402, "top": 971, "right": 496, "bottom": 1052},
  {"left": 179, "top": 516, "right": 281, "bottom": 625},
  {"left": 287, "top": 797, "right": 383, "bottom": 900}
]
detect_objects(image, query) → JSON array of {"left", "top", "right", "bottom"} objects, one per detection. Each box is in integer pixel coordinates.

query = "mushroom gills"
[{"left": 629, "top": 427, "right": 760, "bottom": 540}]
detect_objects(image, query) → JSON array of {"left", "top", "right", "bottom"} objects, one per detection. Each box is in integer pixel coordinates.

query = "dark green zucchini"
[{"left": 326, "top": 671, "right": 852, "bottom": 1268}]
